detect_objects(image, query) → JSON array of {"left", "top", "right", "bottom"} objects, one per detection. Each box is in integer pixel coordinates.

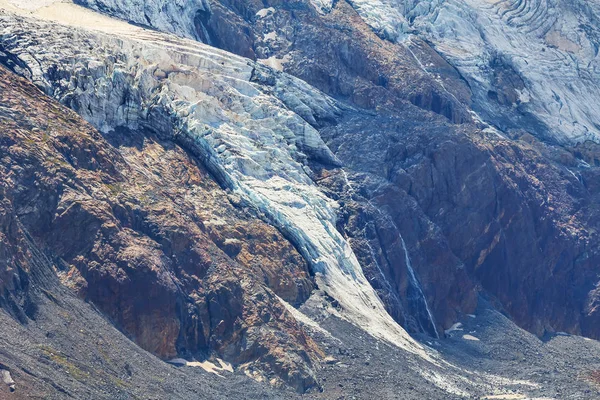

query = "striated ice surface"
[
  {"left": 35, "top": 1, "right": 600, "bottom": 145},
  {"left": 74, "top": 0, "right": 211, "bottom": 40},
  {"left": 344, "top": 0, "right": 600, "bottom": 144},
  {"left": 308, "top": 0, "right": 334, "bottom": 14},
  {"left": 0, "top": 5, "right": 427, "bottom": 356}
]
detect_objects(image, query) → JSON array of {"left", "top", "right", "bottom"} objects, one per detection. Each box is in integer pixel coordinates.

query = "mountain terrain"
[{"left": 0, "top": 0, "right": 600, "bottom": 398}]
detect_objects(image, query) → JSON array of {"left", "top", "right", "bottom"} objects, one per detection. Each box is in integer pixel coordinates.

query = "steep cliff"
[{"left": 0, "top": 57, "right": 322, "bottom": 391}]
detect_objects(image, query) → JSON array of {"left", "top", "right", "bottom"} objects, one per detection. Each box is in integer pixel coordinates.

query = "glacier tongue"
[
  {"left": 0, "top": 5, "right": 429, "bottom": 357},
  {"left": 344, "top": 0, "right": 600, "bottom": 144}
]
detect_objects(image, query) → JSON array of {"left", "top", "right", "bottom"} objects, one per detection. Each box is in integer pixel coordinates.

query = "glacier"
[
  {"left": 3, "top": 2, "right": 597, "bottom": 398},
  {"left": 342, "top": 0, "right": 600, "bottom": 144},
  {"left": 65, "top": 0, "right": 600, "bottom": 145},
  {"left": 0, "top": 1, "right": 428, "bottom": 357}
]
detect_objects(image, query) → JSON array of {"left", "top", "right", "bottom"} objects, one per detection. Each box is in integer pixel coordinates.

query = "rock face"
[
  {"left": 96, "top": 0, "right": 600, "bottom": 339},
  {"left": 2, "top": 0, "right": 600, "bottom": 397},
  {"left": 320, "top": 111, "right": 600, "bottom": 339},
  {"left": 0, "top": 63, "right": 322, "bottom": 391}
]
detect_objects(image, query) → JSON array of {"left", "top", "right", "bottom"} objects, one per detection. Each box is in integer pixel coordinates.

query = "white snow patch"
[
  {"left": 169, "top": 358, "right": 233, "bottom": 376},
  {"left": 516, "top": 89, "right": 531, "bottom": 104},
  {"left": 462, "top": 334, "right": 480, "bottom": 341},
  {"left": 258, "top": 54, "right": 291, "bottom": 71},
  {"left": 445, "top": 322, "right": 463, "bottom": 335},
  {"left": 309, "top": 0, "right": 334, "bottom": 14},
  {"left": 0, "top": 0, "right": 60, "bottom": 11},
  {"left": 1, "top": 369, "right": 15, "bottom": 391},
  {"left": 255, "top": 7, "right": 275, "bottom": 18},
  {"left": 0, "top": 0, "right": 152, "bottom": 37},
  {"left": 276, "top": 295, "right": 335, "bottom": 339},
  {"left": 264, "top": 31, "right": 278, "bottom": 41}
]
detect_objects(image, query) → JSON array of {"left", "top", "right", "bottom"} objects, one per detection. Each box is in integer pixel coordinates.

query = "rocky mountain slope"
[{"left": 1, "top": 0, "right": 600, "bottom": 398}]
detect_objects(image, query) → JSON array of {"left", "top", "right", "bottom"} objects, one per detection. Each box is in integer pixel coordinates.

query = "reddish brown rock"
[
  {"left": 201, "top": 0, "right": 471, "bottom": 123},
  {"left": 0, "top": 65, "right": 320, "bottom": 391}
]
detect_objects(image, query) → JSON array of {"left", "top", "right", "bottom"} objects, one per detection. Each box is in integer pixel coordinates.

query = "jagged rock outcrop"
[{"left": 320, "top": 110, "right": 600, "bottom": 339}]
